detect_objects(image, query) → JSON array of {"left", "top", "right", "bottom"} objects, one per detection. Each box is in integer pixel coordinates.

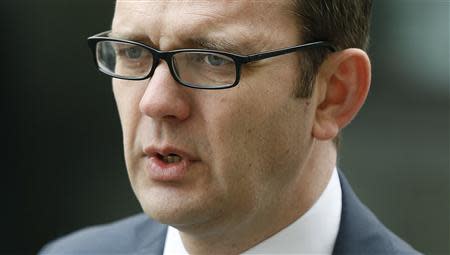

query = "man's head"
[{"left": 104, "top": 0, "right": 371, "bottom": 252}]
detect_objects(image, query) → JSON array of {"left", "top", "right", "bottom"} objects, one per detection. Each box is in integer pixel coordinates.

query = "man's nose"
[{"left": 139, "top": 62, "right": 191, "bottom": 121}]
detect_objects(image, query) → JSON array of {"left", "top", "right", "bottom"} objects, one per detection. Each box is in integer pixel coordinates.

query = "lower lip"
[{"left": 146, "top": 156, "right": 191, "bottom": 181}]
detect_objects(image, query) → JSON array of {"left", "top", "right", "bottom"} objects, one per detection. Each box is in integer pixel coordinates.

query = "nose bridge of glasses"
[{"left": 146, "top": 49, "right": 180, "bottom": 83}]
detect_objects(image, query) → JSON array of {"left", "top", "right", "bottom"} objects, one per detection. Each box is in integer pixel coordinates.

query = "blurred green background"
[{"left": 1, "top": 0, "right": 448, "bottom": 254}]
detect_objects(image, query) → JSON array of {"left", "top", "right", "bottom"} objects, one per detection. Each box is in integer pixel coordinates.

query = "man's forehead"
[
  {"left": 114, "top": 0, "right": 288, "bottom": 14},
  {"left": 112, "top": 0, "right": 298, "bottom": 52}
]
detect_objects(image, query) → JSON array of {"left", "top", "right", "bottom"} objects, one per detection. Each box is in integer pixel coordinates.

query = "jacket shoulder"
[
  {"left": 334, "top": 171, "right": 422, "bottom": 255},
  {"left": 39, "top": 213, "right": 167, "bottom": 255}
]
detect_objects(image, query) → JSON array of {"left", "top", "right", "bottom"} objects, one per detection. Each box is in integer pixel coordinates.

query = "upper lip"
[{"left": 143, "top": 145, "right": 198, "bottom": 161}]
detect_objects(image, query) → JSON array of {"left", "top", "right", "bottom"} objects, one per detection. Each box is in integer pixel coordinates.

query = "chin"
[
  {"left": 142, "top": 206, "right": 186, "bottom": 225},
  {"left": 137, "top": 186, "right": 191, "bottom": 221},
  {"left": 136, "top": 185, "right": 225, "bottom": 228},
  {"left": 140, "top": 201, "right": 209, "bottom": 227}
]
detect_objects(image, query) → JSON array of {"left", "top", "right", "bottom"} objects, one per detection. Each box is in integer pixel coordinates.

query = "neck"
[{"left": 177, "top": 140, "right": 337, "bottom": 254}]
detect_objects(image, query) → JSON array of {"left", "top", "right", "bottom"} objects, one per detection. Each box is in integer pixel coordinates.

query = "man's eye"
[
  {"left": 124, "top": 46, "right": 144, "bottom": 59},
  {"left": 204, "top": 54, "right": 231, "bottom": 66}
]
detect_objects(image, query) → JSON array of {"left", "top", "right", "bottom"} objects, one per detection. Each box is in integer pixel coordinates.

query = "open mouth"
[
  {"left": 157, "top": 153, "right": 183, "bottom": 164},
  {"left": 144, "top": 147, "right": 195, "bottom": 181}
]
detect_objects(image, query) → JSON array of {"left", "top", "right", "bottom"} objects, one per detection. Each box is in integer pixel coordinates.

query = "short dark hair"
[
  {"left": 291, "top": 0, "right": 372, "bottom": 97},
  {"left": 290, "top": 1, "right": 372, "bottom": 148}
]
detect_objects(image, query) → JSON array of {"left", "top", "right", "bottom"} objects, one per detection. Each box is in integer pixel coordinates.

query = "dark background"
[{"left": 1, "top": 0, "right": 449, "bottom": 254}]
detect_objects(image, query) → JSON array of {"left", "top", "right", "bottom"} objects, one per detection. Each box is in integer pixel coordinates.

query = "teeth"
[{"left": 162, "top": 154, "right": 182, "bottom": 163}]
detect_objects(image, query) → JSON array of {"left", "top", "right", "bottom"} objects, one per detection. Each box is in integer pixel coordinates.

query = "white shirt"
[{"left": 163, "top": 168, "right": 342, "bottom": 255}]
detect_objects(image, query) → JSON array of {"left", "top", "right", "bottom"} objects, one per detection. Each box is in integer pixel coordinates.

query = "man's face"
[{"left": 112, "top": 0, "right": 320, "bottom": 230}]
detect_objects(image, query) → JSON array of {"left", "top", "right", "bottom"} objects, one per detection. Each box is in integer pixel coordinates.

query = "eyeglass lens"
[
  {"left": 172, "top": 52, "right": 236, "bottom": 88},
  {"left": 96, "top": 41, "right": 153, "bottom": 79}
]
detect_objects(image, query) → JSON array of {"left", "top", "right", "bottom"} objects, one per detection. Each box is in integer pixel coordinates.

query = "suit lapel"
[{"left": 333, "top": 170, "right": 417, "bottom": 254}]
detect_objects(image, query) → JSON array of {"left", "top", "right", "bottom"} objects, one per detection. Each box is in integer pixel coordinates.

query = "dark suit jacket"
[{"left": 40, "top": 172, "right": 421, "bottom": 254}]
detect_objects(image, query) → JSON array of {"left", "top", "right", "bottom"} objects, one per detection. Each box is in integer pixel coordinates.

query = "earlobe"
[{"left": 312, "top": 48, "right": 371, "bottom": 141}]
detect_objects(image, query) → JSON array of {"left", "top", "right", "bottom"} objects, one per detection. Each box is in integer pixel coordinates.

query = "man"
[{"left": 41, "top": 0, "right": 420, "bottom": 254}]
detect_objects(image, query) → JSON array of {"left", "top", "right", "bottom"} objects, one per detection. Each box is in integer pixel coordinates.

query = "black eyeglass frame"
[{"left": 87, "top": 30, "right": 337, "bottom": 90}]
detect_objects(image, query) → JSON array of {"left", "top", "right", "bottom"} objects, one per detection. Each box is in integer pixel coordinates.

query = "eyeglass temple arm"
[
  {"left": 88, "top": 30, "right": 112, "bottom": 40},
  {"left": 241, "top": 41, "right": 337, "bottom": 63}
]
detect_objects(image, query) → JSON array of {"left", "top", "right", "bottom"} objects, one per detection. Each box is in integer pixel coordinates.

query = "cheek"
[
  {"left": 113, "top": 80, "right": 145, "bottom": 122},
  {"left": 201, "top": 82, "right": 314, "bottom": 199},
  {"left": 112, "top": 80, "right": 147, "bottom": 162}
]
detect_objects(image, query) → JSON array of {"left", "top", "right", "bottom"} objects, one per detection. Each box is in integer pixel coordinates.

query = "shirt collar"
[{"left": 163, "top": 168, "right": 342, "bottom": 255}]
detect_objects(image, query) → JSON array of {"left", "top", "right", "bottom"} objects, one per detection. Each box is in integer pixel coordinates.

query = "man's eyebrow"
[
  {"left": 190, "top": 37, "right": 255, "bottom": 55},
  {"left": 109, "top": 31, "right": 153, "bottom": 44},
  {"left": 108, "top": 31, "right": 259, "bottom": 54}
]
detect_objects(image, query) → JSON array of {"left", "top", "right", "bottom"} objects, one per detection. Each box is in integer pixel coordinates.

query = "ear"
[{"left": 312, "top": 48, "right": 371, "bottom": 140}]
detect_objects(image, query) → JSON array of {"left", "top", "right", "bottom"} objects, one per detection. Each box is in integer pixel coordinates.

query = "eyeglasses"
[{"left": 87, "top": 31, "right": 336, "bottom": 90}]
